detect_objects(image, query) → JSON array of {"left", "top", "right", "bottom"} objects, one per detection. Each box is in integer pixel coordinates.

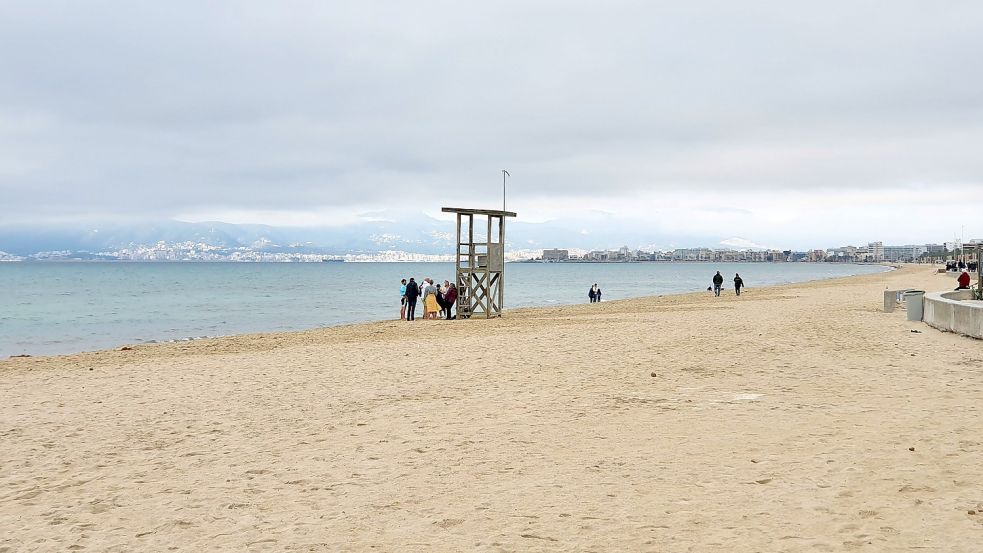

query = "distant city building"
[
  {"left": 867, "top": 241, "right": 884, "bottom": 262},
  {"left": 883, "top": 245, "right": 927, "bottom": 262},
  {"left": 10, "top": 236, "right": 971, "bottom": 265},
  {"left": 671, "top": 248, "right": 712, "bottom": 261},
  {"left": 542, "top": 248, "right": 569, "bottom": 261}
]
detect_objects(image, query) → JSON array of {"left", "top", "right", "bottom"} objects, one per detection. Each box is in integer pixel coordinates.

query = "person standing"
[
  {"left": 420, "top": 278, "right": 430, "bottom": 318},
  {"left": 422, "top": 278, "right": 439, "bottom": 319},
  {"left": 420, "top": 278, "right": 431, "bottom": 316},
  {"left": 424, "top": 283, "right": 440, "bottom": 319},
  {"left": 404, "top": 277, "right": 419, "bottom": 321},
  {"left": 444, "top": 282, "right": 458, "bottom": 319},
  {"left": 595, "top": 284, "right": 602, "bottom": 302},
  {"left": 439, "top": 280, "right": 452, "bottom": 318},
  {"left": 400, "top": 278, "right": 408, "bottom": 320},
  {"left": 588, "top": 285, "right": 597, "bottom": 303},
  {"left": 712, "top": 271, "right": 724, "bottom": 297},
  {"left": 734, "top": 273, "right": 744, "bottom": 296}
]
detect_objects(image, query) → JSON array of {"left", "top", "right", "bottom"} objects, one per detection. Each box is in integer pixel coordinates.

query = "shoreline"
[{"left": 3, "top": 264, "right": 896, "bottom": 364}]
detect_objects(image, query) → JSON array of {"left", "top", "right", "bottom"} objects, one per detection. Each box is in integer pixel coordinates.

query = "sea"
[{"left": 0, "top": 262, "right": 889, "bottom": 357}]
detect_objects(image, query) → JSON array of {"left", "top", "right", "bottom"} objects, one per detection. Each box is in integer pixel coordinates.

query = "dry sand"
[{"left": 2, "top": 265, "right": 982, "bottom": 552}]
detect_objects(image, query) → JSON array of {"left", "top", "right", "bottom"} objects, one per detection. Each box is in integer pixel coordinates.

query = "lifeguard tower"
[{"left": 441, "top": 207, "right": 517, "bottom": 318}]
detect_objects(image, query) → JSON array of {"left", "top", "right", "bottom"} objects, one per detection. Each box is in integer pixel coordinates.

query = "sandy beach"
[{"left": 2, "top": 265, "right": 981, "bottom": 552}]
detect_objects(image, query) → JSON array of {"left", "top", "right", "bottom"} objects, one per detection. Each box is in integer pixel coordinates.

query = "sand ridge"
[{"left": 2, "top": 265, "right": 982, "bottom": 551}]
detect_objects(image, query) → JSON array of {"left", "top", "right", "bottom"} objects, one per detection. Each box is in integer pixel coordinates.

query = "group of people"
[
  {"left": 947, "top": 260, "right": 978, "bottom": 273},
  {"left": 711, "top": 271, "right": 744, "bottom": 296},
  {"left": 588, "top": 273, "right": 747, "bottom": 303},
  {"left": 400, "top": 277, "right": 458, "bottom": 321},
  {"left": 588, "top": 283, "right": 603, "bottom": 303}
]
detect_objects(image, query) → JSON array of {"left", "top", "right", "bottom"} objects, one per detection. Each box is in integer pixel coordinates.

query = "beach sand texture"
[{"left": 2, "top": 265, "right": 982, "bottom": 552}]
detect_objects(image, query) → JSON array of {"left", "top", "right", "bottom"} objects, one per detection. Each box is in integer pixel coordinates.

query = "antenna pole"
[{"left": 502, "top": 169, "right": 508, "bottom": 212}]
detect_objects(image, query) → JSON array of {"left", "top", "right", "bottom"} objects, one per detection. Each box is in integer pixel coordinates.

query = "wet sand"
[{"left": 2, "top": 265, "right": 982, "bottom": 551}]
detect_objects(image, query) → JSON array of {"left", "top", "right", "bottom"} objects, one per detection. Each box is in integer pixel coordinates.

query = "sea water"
[{"left": 0, "top": 262, "right": 888, "bottom": 357}]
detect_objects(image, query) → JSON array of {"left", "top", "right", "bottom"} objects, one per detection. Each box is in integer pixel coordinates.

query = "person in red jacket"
[
  {"left": 956, "top": 270, "right": 971, "bottom": 290},
  {"left": 443, "top": 283, "right": 458, "bottom": 319}
]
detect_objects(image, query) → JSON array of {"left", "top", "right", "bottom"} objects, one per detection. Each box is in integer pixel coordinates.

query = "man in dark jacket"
[
  {"left": 404, "top": 278, "right": 420, "bottom": 321},
  {"left": 712, "top": 271, "right": 724, "bottom": 297},
  {"left": 734, "top": 273, "right": 744, "bottom": 296}
]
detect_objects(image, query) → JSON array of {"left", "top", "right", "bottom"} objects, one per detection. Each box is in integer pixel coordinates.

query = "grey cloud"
[{"left": 1, "top": 1, "right": 982, "bottom": 230}]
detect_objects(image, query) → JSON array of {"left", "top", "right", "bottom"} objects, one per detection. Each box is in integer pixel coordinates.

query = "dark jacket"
[
  {"left": 712, "top": 273, "right": 723, "bottom": 286},
  {"left": 734, "top": 276, "right": 744, "bottom": 288},
  {"left": 405, "top": 280, "right": 420, "bottom": 299}
]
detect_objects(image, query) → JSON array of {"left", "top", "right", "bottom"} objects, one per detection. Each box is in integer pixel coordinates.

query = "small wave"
[{"left": 159, "top": 335, "right": 215, "bottom": 344}]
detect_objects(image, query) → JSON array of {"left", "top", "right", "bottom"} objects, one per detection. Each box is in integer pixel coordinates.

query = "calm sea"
[{"left": 0, "top": 262, "right": 888, "bottom": 357}]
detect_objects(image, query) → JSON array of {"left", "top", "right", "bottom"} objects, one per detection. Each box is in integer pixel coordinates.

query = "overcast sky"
[{"left": 1, "top": 1, "right": 981, "bottom": 249}]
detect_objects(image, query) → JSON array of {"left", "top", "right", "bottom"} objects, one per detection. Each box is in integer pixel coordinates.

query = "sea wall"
[{"left": 923, "top": 290, "right": 983, "bottom": 339}]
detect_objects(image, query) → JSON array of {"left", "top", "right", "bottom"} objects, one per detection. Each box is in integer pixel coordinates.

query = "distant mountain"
[
  {"left": 0, "top": 218, "right": 457, "bottom": 256},
  {"left": 0, "top": 214, "right": 721, "bottom": 257},
  {"left": 0, "top": 221, "right": 287, "bottom": 255}
]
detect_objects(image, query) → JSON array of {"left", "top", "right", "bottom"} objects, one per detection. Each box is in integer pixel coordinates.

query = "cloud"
[
  {"left": 719, "top": 237, "right": 773, "bottom": 251},
  {"left": 0, "top": 1, "right": 981, "bottom": 246}
]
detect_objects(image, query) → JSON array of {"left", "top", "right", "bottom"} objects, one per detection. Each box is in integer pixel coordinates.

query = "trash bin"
[{"left": 904, "top": 290, "right": 925, "bottom": 321}]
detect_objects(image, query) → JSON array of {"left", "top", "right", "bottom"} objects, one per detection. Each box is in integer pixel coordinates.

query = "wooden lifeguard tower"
[{"left": 441, "top": 207, "right": 517, "bottom": 319}]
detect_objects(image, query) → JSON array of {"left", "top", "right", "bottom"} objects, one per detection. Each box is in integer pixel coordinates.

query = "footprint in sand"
[{"left": 520, "top": 534, "right": 558, "bottom": 542}]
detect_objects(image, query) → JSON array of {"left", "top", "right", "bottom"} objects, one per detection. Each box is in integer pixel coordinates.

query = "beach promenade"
[{"left": 2, "top": 265, "right": 981, "bottom": 551}]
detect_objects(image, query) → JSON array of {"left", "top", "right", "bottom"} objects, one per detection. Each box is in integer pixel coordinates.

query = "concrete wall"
[{"left": 923, "top": 290, "right": 983, "bottom": 339}]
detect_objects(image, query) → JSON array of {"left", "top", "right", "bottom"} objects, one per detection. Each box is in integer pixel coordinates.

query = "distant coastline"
[
  {"left": 517, "top": 258, "right": 894, "bottom": 265},
  {"left": 2, "top": 237, "right": 974, "bottom": 264}
]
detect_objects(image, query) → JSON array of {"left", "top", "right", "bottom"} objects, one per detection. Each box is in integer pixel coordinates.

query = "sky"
[{"left": 1, "top": 1, "right": 982, "bottom": 250}]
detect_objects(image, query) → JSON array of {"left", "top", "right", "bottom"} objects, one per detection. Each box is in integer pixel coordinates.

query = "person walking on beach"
[
  {"left": 734, "top": 273, "right": 744, "bottom": 296},
  {"left": 404, "top": 278, "right": 419, "bottom": 321},
  {"left": 712, "top": 271, "right": 724, "bottom": 297},
  {"left": 588, "top": 285, "right": 597, "bottom": 303},
  {"left": 400, "top": 278, "right": 408, "bottom": 320},
  {"left": 595, "top": 284, "right": 602, "bottom": 302}
]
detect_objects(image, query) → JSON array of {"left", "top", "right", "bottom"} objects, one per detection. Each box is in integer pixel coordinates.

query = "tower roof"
[{"left": 441, "top": 207, "right": 517, "bottom": 217}]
